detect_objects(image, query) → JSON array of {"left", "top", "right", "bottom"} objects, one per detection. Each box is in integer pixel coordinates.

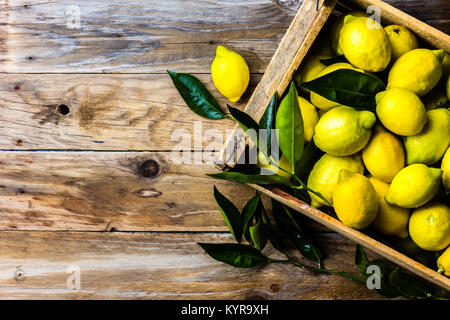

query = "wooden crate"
[{"left": 217, "top": 0, "right": 450, "bottom": 290}]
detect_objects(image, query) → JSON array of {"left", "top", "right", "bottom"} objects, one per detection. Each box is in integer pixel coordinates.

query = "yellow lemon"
[
  {"left": 333, "top": 170, "right": 379, "bottom": 229},
  {"left": 307, "top": 153, "right": 364, "bottom": 208},
  {"left": 257, "top": 153, "right": 291, "bottom": 179},
  {"left": 386, "top": 164, "right": 442, "bottom": 209},
  {"left": 437, "top": 247, "right": 450, "bottom": 276},
  {"left": 310, "top": 63, "right": 361, "bottom": 111},
  {"left": 294, "top": 54, "right": 330, "bottom": 88},
  {"left": 375, "top": 88, "right": 427, "bottom": 136},
  {"left": 384, "top": 25, "right": 418, "bottom": 61},
  {"left": 330, "top": 11, "right": 368, "bottom": 55},
  {"left": 211, "top": 45, "right": 249, "bottom": 102},
  {"left": 369, "top": 177, "right": 410, "bottom": 238},
  {"left": 298, "top": 96, "right": 319, "bottom": 142},
  {"left": 339, "top": 16, "right": 391, "bottom": 72},
  {"left": 447, "top": 75, "right": 450, "bottom": 101},
  {"left": 441, "top": 147, "right": 450, "bottom": 191},
  {"left": 313, "top": 106, "right": 376, "bottom": 156},
  {"left": 409, "top": 202, "right": 450, "bottom": 251},
  {"left": 362, "top": 125, "right": 405, "bottom": 183},
  {"left": 387, "top": 49, "right": 444, "bottom": 96},
  {"left": 404, "top": 108, "right": 450, "bottom": 165}
]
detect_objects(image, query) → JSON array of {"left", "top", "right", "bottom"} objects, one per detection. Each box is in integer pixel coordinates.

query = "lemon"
[
  {"left": 369, "top": 177, "right": 410, "bottom": 238},
  {"left": 437, "top": 247, "right": 450, "bottom": 276},
  {"left": 404, "top": 108, "right": 450, "bottom": 165},
  {"left": 376, "top": 88, "right": 427, "bottom": 136},
  {"left": 384, "top": 25, "right": 418, "bottom": 61},
  {"left": 441, "top": 147, "right": 450, "bottom": 191},
  {"left": 298, "top": 96, "right": 319, "bottom": 142},
  {"left": 310, "top": 63, "right": 361, "bottom": 111},
  {"left": 211, "top": 45, "right": 249, "bottom": 102},
  {"left": 294, "top": 54, "right": 330, "bottom": 88},
  {"left": 386, "top": 164, "right": 442, "bottom": 209},
  {"left": 313, "top": 106, "right": 376, "bottom": 156},
  {"left": 333, "top": 171, "right": 379, "bottom": 229},
  {"left": 362, "top": 125, "right": 405, "bottom": 183},
  {"left": 330, "top": 11, "right": 368, "bottom": 55},
  {"left": 307, "top": 153, "right": 364, "bottom": 207},
  {"left": 409, "top": 202, "right": 450, "bottom": 251},
  {"left": 339, "top": 16, "right": 391, "bottom": 72},
  {"left": 388, "top": 49, "right": 444, "bottom": 96},
  {"left": 257, "top": 153, "right": 291, "bottom": 179}
]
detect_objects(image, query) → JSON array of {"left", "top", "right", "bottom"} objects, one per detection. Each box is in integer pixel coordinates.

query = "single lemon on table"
[
  {"left": 441, "top": 147, "right": 450, "bottom": 191},
  {"left": 211, "top": 45, "right": 249, "bottom": 102},
  {"left": 294, "top": 54, "right": 330, "bottom": 89},
  {"left": 369, "top": 177, "right": 410, "bottom": 238},
  {"left": 409, "top": 202, "right": 450, "bottom": 251},
  {"left": 257, "top": 153, "right": 291, "bottom": 179},
  {"left": 330, "top": 11, "right": 367, "bottom": 55},
  {"left": 310, "top": 62, "right": 361, "bottom": 111},
  {"left": 404, "top": 108, "right": 450, "bottom": 165},
  {"left": 362, "top": 125, "right": 405, "bottom": 183},
  {"left": 384, "top": 25, "right": 418, "bottom": 61},
  {"left": 385, "top": 164, "right": 443, "bottom": 209},
  {"left": 307, "top": 153, "right": 364, "bottom": 208},
  {"left": 376, "top": 88, "right": 427, "bottom": 136},
  {"left": 298, "top": 96, "right": 319, "bottom": 142},
  {"left": 387, "top": 49, "right": 444, "bottom": 96},
  {"left": 437, "top": 247, "right": 450, "bottom": 276},
  {"left": 333, "top": 170, "right": 379, "bottom": 229},
  {"left": 313, "top": 106, "right": 376, "bottom": 156},
  {"left": 339, "top": 16, "right": 391, "bottom": 72}
]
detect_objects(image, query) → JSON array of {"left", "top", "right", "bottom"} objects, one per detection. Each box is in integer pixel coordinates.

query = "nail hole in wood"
[
  {"left": 139, "top": 160, "right": 160, "bottom": 178},
  {"left": 56, "top": 104, "right": 70, "bottom": 115}
]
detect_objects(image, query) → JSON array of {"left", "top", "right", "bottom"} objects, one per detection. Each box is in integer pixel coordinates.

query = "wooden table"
[{"left": 0, "top": 0, "right": 448, "bottom": 300}]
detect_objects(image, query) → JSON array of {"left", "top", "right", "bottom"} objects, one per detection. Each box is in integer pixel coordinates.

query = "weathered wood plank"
[
  {"left": 0, "top": 73, "right": 261, "bottom": 150},
  {"left": 0, "top": 231, "right": 384, "bottom": 299},
  {"left": 0, "top": 151, "right": 264, "bottom": 231},
  {"left": 0, "top": 0, "right": 295, "bottom": 73}
]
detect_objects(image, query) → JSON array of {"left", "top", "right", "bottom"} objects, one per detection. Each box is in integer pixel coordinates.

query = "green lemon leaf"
[
  {"left": 227, "top": 105, "right": 260, "bottom": 148},
  {"left": 213, "top": 186, "right": 243, "bottom": 243},
  {"left": 241, "top": 192, "right": 261, "bottom": 241},
  {"left": 198, "top": 243, "right": 269, "bottom": 268},
  {"left": 355, "top": 244, "right": 370, "bottom": 277},
  {"left": 271, "top": 199, "right": 322, "bottom": 267},
  {"left": 260, "top": 201, "right": 286, "bottom": 256},
  {"left": 249, "top": 217, "right": 267, "bottom": 251},
  {"left": 319, "top": 55, "right": 348, "bottom": 66},
  {"left": 388, "top": 267, "right": 432, "bottom": 299},
  {"left": 294, "top": 140, "right": 323, "bottom": 179},
  {"left": 167, "top": 70, "right": 225, "bottom": 119},
  {"left": 259, "top": 92, "right": 278, "bottom": 155},
  {"left": 275, "top": 82, "right": 304, "bottom": 173},
  {"left": 301, "top": 69, "right": 386, "bottom": 110},
  {"left": 207, "top": 172, "right": 293, "bottom": 187}
]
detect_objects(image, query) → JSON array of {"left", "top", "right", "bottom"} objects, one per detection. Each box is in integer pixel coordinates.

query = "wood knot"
[
  {"left": 138, "top": 160, "right": 160, "bottom": 178},
  {"left": 270, "top": 284, "right": 280, "bottom": 292}
]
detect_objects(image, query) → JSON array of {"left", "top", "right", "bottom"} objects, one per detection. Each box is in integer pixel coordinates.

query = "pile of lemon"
[
  {"left": 295, "top": 13, "right": 450, "bottom": 276},
  {"left": 209, "top": 13, "right": 450, "bottom": 276}
]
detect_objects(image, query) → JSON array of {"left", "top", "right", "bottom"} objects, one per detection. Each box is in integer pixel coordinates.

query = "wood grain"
[
  {"left": 0, "top": 0, "right": 296, "bottom": 73},
  {"left": 0, "top": 151, "right": 263, "bottom": 231},
  {"left": 0, "top": 73, "right": 261, "bottom": 150},
  {"left": 0, "top": 231, "right": 384, "bottom": 299}
]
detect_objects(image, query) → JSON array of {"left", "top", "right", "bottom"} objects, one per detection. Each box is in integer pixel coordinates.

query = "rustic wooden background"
[{"left": 0, "top": 0, "right": 448, "bottom": 299}]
